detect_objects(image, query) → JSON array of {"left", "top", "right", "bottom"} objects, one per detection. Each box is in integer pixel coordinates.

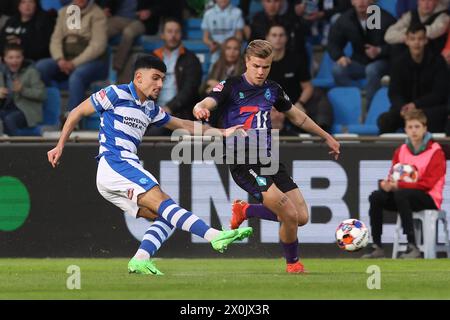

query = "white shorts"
[{"left": 96, "top": 156, "right": 159, "bottom": 218}]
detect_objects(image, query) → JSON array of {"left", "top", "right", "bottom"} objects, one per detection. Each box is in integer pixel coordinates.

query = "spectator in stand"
[
  {"left": 0, "top": 0, "right": 55, "bottom": 61},
  {"left": 102, "top": 0, "right": 162, "bottom": 79},
  {"left": 362, "top": 109, "right": 446, "bottom": 259},
  {"left": 249, "top": 0, "right": 308, "bottom": 56},
  {"left": 35, "top": 0, "right": 108, "bottom": 120},
  {"left": 385, "top": 0, "right": 449, "bottom": 55},
  {"left": 378, "top": 24, "right": 449, "bottom": 134},
  {"left": 146, "top": 18, "right": 202, "bottom": 135},
  {"left": 294, "top": 0, "right": 352, "bottom": 46},
  {"left": 266, "top": 23, "right": 333, "bottom": 133},
  {"left": 200, "top": 36, "right": 245, "bottom": 97},
  {"left": 0, "top": 44, "right": 46, "bottom": 136},
  {"left": 0, "top": 0, "right": 15, "bottom": 30},
  {"left": 328, "top": 0, "right": 396, "bottom": 107},
  {"left": 201, "top": 0, "right": 244, "bottom": 67}
]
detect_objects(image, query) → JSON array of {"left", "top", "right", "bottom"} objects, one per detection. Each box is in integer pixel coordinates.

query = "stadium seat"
[
  {"left": 183, "top": 40, "right": 209, "bottom": 53},
  {"left": 15, "top": 87, "right": 61, "bottom": 136},
  {"left": 377, "top": 0, "right": 398, "bottom": 18},
  {"left": 327, "top": 87, "right": 362, "bottom": 134},
  {"left": 312, "top": 43, "right": 366, "bottom": 88},
  {"left": 142, "top": 39, "right": 164, "bottom": 53},
  {"left": 393, "top": 210, "right": 450, "bottom": 259},
  {"left": 184, "top": 18, "right": 203, "bottom": 40},
  {"left": 312, "top": 52, "right": 336, "bottom": 88},
  {"left": 347, "top": 87, "right": 390, "bottom": 135},
  {"left": 40, "top": 0, "right": 63, "bottom": 11}
]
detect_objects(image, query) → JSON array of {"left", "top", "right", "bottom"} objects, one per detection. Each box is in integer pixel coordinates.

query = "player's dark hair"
[
  {"left": 3, "top": 43, "right": 24, "bottom": 56},
  {"left": 406, "top": 23, "right": 426, "bottom": 35},
  {"left": 245, "top": 40, "right": 273, "bottom": 60},
  {"left": 403, "top": 109, "right": 427, "bottom": 126},
  {"left": 133, "top": 54, "right": 167, "bottom": 74}
]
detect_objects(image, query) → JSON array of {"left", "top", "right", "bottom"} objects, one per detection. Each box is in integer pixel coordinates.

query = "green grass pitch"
[{"left": 1, "top": 258, "right": 450, "bottom": 299}]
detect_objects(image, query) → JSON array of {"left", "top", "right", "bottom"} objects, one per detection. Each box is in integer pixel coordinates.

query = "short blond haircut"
[
  {"left": 245, "top": 40, "right": 273, "bottom": 60},
  {"left": 403, "top": 109, "right": 427, "bottom": 126}
]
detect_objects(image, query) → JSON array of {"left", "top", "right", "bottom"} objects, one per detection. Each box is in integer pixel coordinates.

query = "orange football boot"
[
  {"left": 286, "top": 261, "right": 307, "bottom": 274},
  {"left": 230, "top": 200, "right": 249, "bottom": 229}
]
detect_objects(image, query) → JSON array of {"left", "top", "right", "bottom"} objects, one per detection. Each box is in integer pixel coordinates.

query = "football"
[
  {"left": 391, "top": 163, "right": 419, "bottom": 183},
  {"left": 336, "top": 219, "right": 369, "bottom": 252}
]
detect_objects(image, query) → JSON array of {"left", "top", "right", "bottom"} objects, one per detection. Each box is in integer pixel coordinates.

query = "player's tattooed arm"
[{"left": 284, "top": 105, "right": 340, "bottom": 160}]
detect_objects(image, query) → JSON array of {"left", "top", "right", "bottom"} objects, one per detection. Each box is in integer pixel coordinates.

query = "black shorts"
[{"left": 229, "top": 162, "right": 298, "bottom": 203}]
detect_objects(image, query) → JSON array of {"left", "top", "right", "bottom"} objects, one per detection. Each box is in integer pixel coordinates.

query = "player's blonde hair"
[
  {"left": 245, "top": 40, "right": 273, "bottom": 60},
  {"left": 403, "top": 109, "right": 427, "bottom": 126}
]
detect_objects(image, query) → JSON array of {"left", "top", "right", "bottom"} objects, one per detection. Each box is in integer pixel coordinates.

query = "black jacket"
[
  {"left": 388, "top": 47, "right": 449, "bottom": 111},
  {"left": 153, "top": 46, "right": 202, "bottom": 120},
  {"left": 328, "top": 7, "right": 396, "bottom": 64},
  {"left": 99, "top": 0, "right": 162, "bottom": 35},
  {"left": 295, "top": 0, "right": 352, "bottom": 20},
  {"left": 0, "top": 10, "right": 55, "bottom": 60}
]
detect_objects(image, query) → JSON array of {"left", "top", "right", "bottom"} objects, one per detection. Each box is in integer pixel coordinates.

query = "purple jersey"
[
  {"left": 208, "top": 75, "right": 292, "bottom": 129},
  {"left": 208, "top": 75, "right": 292, "bottom": 156}
]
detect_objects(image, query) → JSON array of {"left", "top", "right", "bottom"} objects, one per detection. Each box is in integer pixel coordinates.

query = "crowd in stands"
[{"left": 0, "top": 0, "right": 448, "bottom": 137}]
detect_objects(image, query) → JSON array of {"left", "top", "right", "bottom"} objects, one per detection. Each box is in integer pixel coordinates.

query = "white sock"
[
  {"left": 204, "top": 228, "right": 221, "bottom": 242},
  {"left": 134, "top": 249, "right": 150, "bottom": 260}
]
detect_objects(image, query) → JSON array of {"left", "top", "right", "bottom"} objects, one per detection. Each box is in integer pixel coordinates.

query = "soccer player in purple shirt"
[{"left": 193, "top": 40, "right": 341, "bottom": 273}]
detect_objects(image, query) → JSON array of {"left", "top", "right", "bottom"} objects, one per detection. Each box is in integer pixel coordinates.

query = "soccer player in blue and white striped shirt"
[{"left": 47, "top": 55, "right": 253, "bottom": 275}]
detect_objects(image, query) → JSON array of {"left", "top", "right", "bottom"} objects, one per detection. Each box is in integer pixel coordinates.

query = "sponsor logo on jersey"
[
  {"left": 213, "top": 81, "right": 225, "bottom": 92},
  {"left": 256, "top": 176, "right": 267, "bottom": 187},
  {"left": 239, "top": 92, "right": 245, "bottom": 99},
  {"left": 264, "top": 88, "right": 271, "bottom": 101},
  {"left": 99, "top": 89, "right": 106, "bottom": 100}
]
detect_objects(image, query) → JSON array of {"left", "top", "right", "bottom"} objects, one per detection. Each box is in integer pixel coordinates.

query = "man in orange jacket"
[{"left": 363, "top": 109, "right": 446, "bottom": 259}]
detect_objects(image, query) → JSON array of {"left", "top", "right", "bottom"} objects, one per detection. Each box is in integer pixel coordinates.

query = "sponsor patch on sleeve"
[{"left": 212, "top": 81, "right": 225, "bottom": 92}]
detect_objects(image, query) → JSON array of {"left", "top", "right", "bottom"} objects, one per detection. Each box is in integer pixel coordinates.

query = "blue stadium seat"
[
  {"left": 312, "top": 51, "right": 335, "bottom": 88},
  {"left": 142, "top": 39, "right": 164, "bottom": 53},
  {"left": 377, "top": 0, "right": 398, "bottom": 18},
  {"left": 15, "top": 87, "right": 61, "bottom": 136},
  {"left": 185, "top": 18, "right": 202, "bottom": 30},
  {"left": 185, "top": 29, "right": 203, "bottom": 40},
  {"left": 347, "top": 87, "right": 391, "bottom": 135},
  {"left": 183, "top": 40, "right": 209, "bottom": 53},
  {"left": 40, "top": 0, "right": 63, "bottom": 11},
  {"left": 313, "top": 43, "right": 366, "bottom": 88},
  {"left": 327, "top": 87, "right": 362, "bottom": 134}
]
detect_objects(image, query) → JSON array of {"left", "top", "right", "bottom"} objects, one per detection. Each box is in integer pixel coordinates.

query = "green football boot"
[
  {"left": 211, "top": 227, "right": 253, "bottom": 253},
  {"left": 128, "top": 258, "right": 164, "bottom": 275}
]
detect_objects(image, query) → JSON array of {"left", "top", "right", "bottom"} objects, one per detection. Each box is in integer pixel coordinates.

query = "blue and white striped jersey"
[{"left": 90, "top": 82, "right": 171, "bottom": 161}]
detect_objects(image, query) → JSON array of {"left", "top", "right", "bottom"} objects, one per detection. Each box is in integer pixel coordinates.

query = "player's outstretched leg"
[
  {"left": 128, "top": 216, "right": 175, "bottom": 275},
  {"left": 137, "top": 187, "right": 253, "bottom": 254},
  {"left": 230, "top": 200, "right": 279, "bottom": 229},
  {"left": 157, "top": 198, "right": 253, "bottom": 253}
]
